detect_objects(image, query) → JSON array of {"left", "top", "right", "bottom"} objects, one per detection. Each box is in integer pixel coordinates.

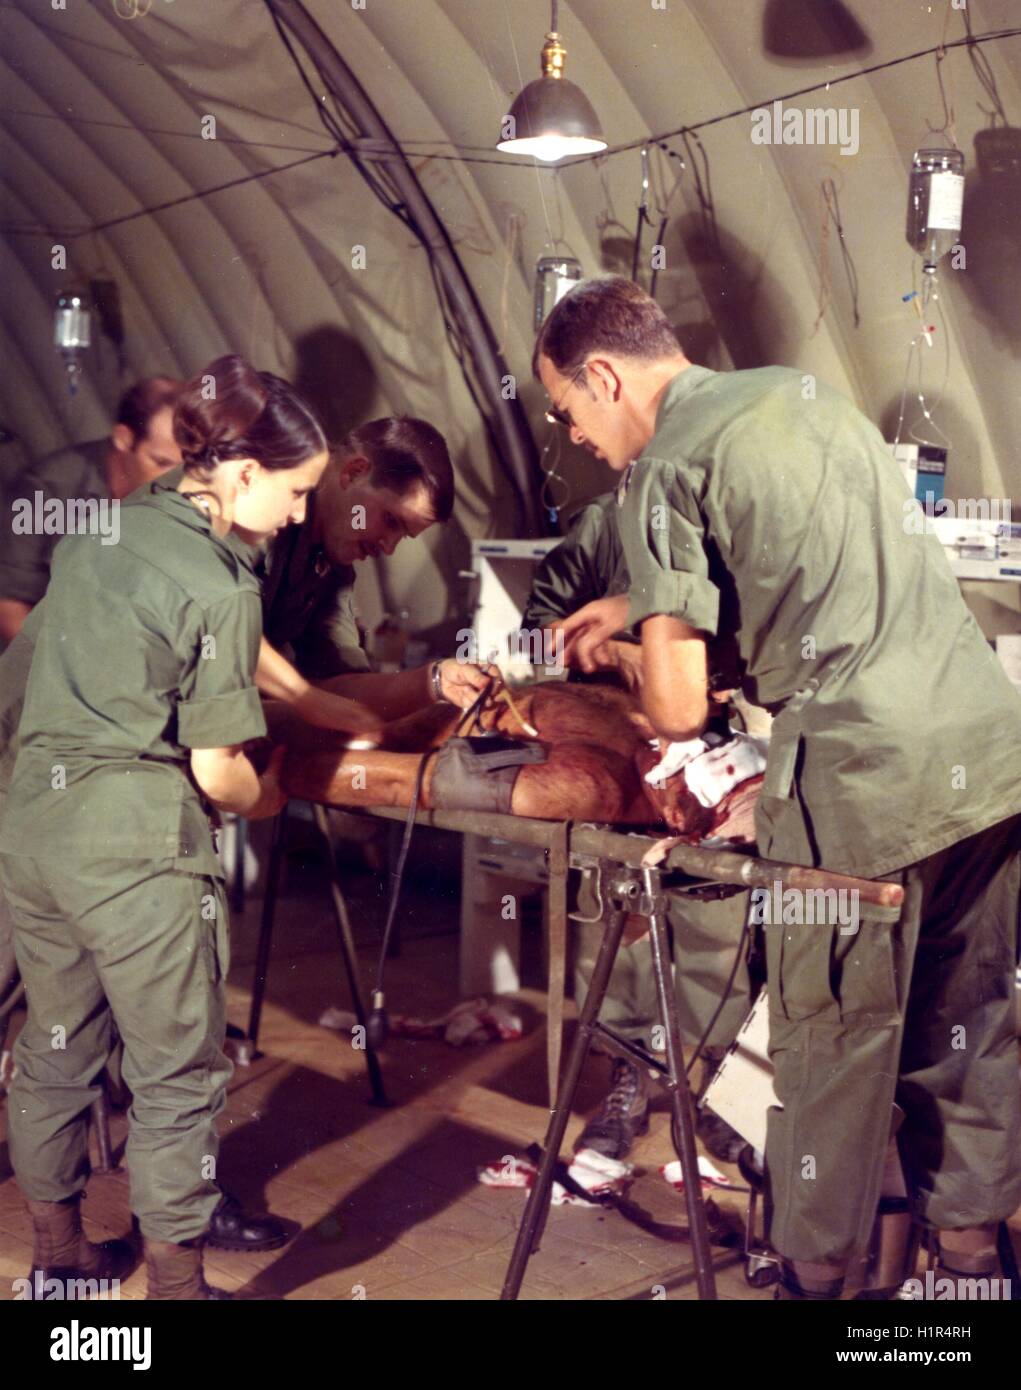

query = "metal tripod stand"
[
  {"left": 501, "top": 859, "right": 718, "bottom": 1300},
  {"left": 244, "top": 801, "right": 388, "bottom": 1106}
]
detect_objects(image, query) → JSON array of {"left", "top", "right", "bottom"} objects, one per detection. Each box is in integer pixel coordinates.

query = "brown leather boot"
[
  {"left": 27, "top": 1194, "right": 134, "bottom": 1298},
  {"left": 144, "top": 1238, "right": 232, "bottom": 1300}
]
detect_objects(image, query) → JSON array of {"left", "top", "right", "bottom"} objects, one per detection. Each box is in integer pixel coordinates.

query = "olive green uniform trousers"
[
  {"left": 1, "top": 854, "right": 231, "bottom": 1244},
  {"left": 764, "top": 813, "right": 1021, "bottom": 1264}
]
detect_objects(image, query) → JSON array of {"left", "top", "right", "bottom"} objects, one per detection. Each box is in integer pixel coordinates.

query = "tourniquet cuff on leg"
[{"left": 430, "top": 737, "right": 547, "bottom": 815}]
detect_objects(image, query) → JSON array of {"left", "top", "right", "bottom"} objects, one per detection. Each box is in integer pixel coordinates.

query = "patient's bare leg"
[
  {"left": 278, "top": 679, "right": 652, "bottom": 819},
  {"left": 282, "top": 746, "right": 429, "bottom": 808},
  {"left": 282, "top": 738, "right": 652, "bottom": 823}
]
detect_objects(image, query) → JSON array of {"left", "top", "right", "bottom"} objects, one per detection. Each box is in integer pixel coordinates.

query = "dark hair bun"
[
  {"left": 174, "top": 355, "right": 270, "bottom": 468},
  {"left": 174, "top": 355, "right": 326, "bottom": 473}
]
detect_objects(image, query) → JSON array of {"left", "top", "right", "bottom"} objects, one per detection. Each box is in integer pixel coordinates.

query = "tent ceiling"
[{"left": 1, "top": 0, "right": 1018, "bottom": 637}]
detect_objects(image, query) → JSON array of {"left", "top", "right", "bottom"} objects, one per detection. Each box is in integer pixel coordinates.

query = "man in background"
[{"left": 0, "top": 377, "right": 182, "bottom": 644}]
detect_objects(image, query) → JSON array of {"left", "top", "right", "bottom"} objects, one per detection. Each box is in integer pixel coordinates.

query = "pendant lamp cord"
[{"left": 551, "top": 0, "right": 558, "bottom": 34}]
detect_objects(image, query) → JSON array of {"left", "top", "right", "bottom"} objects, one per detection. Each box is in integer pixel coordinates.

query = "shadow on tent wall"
[
  {"left": 957, "top": 133, "right": 1021, "bottom": 358},
  {"left": 669, "top": 214, "right": 801, "bottom": 373},
  {"left": 292, "top": 323, "right": 378, "bottom": 445},
  {"left": 762, "top": 0, "right": 872, "bottom": 63}
]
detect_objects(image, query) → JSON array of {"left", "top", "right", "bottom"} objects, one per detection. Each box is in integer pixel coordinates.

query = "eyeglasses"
[{"left": 544, "top": 362, "right": 588, "bottom": 430}]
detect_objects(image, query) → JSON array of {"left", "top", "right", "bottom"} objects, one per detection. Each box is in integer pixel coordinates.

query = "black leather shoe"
[{"left": 205, "top": 1192, "right": 293, "bottom": 1253}]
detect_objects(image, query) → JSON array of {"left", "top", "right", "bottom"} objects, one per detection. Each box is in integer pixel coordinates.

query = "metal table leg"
[
  {"left": 643, "top": 866, "right": 717, "bottom": 1300},
  {"left": 501, "top": 885, "right": 629, "bottom": 1299},
  {"left": 245, "top": 803, "right": 288, "bottom": 1051},
  {"left": 501, "top": 861, "right": 718, "bottom": 1300},
  {"left": 313, "top": 805, "right": 388, "bottom": 1107}
]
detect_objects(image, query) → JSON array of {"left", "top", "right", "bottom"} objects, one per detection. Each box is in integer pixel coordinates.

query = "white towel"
[
  {"left": 684, "top": 734, "right": 770, "bottom": 808},
  {"left": 645, "top": 730, "right": 769, "bottom": 808},
  {"left": 644, "top": 730, "right": 725, "bottom": 787}
]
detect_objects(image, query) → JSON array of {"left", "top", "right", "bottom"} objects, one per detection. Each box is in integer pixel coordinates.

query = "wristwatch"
[{"left": 430, "top": 660, "right": 447, "bottom": 703}]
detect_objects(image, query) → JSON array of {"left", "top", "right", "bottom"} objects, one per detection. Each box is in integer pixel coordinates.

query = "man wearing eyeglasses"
[{"left": 532, "top": 275, "right": 1021, "bottom": 1301}]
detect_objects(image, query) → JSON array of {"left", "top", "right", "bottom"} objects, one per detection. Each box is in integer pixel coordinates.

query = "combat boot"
[
  {"left": 576, "top": 1056, "right": 650, "bottom": 1160},
  {"left": 695, "top": 1048, "right": 746, "bottom": 1163},
  {"left": 144, "top": 1237, "right": 233, "bottom": 1300},
  {"left": 27, "top": 1194, "right": 134, "bottom": 1299}
]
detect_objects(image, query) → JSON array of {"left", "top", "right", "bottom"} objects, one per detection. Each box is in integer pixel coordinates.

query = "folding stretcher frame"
[{"left": 244, "top": 801, "right": 903, "bottom": 1300}]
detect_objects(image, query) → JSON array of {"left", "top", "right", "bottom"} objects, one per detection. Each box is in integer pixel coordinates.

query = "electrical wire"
[
  {"left": 964, "top": 5, "right": 1010, "bottom": 126},
  {"left": 0, "top": 148, "right": 341, "bottom": 239},
  {"left": 537, "top": 25, "right": 1021, "bottom": 167},
  {"left": 630, "top": 146, "right": 652, "bottom": 282},
  {"left": 365, "top": 25, "right": 1021, "bottom": 167},
  {"left": 0, "top": 106, "right": 334, "bottom": 155},
  {"left": 810, "top": 176, "right": 861, "bottom": 335},
  {"left": 8, "top": 25, "right": 1017, "bottom": 239},
  {"left": 926, "top": 0, "right": 960, "bottom": 149}
]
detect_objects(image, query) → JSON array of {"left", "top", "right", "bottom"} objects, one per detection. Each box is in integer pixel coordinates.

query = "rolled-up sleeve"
[
  {"left": 176, "top": 591, "right": 267, "bottom": 748},
  {"left": 618, "top": 456, "right": 719, "bottom": 636}
]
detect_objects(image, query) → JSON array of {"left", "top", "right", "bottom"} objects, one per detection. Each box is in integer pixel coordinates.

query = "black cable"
[
  {"left": 289, "top": 24, "right": 1021, "bottom": 168},
  {"left": 823, "top": 178, "right": 861, "bottom": 329},
  {"left": 554, "top": 25, "right": 1021, "bottom": 167},
  {"left": 367, "top": 675, "right": 499, "bottom": 1048},
  {"left": 630, "top": 203, "right": 650, "bottom": 283},
  {"left": 964, "top": 7, "right": 1009, "bottom": 126},
  {"left": 648, "top": 213, "right": 669, "bottom": 300},
  {"left": 0, "top": 107, "right": 332, "bottom": 154},
  {"left": 266, "top": 0, "right": 533, "bottom": 530},
  {"left": 17, "top": 148, "right": 341, "bottom": 240},
  {"left": 683, "top": 888, "right": 754, "bottom": 1081},
  {"left": 365, "top": 745, "right": 438, "bottom": 1049},
  {"left": 12, "top": 25, "right": 1016, "bottom": 241},
  {"left": 267, "top": 4, "right": 412, "bottom": 222}
]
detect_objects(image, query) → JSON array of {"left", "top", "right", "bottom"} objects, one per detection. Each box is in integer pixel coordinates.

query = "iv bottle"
[
  {"left": 54, "top": 290, "right": 91, "bottom": 394},
  {"left": 906, "top": 149, "right": 965, "bottom": 271},
  {"left": 534, "top": 255, "right": 582, "bottom": 331}
]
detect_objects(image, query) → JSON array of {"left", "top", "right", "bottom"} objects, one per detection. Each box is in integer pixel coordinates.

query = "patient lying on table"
[{"left": 264, "top": 677, "right": 765, "bottom": 843}]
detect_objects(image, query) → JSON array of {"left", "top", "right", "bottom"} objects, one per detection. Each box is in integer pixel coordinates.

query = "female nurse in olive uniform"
[{"left": 0, "top": 355, "right": 331, "bottom": 1300}]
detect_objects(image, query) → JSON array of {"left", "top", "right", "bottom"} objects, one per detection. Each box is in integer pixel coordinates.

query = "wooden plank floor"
[{"left": 2, "top": 883, "right": 1019, "bottom": 1301}]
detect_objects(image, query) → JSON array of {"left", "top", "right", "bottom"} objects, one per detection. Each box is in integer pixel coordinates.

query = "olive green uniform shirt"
[
  {"left": 617, "top": 364, "right": 1021, "bottom": 879},
  {"left": 260, "top": 491, "right": 370, "bottom": 679},
  {"left": 0, "top": 440, "right": 108, "bottom": 631},
  {"left": 521, "top": 493, "right": 633, "bottom": 636},
  {"left": 0, "top": 472, "right": 266, "bottom": 875}
]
